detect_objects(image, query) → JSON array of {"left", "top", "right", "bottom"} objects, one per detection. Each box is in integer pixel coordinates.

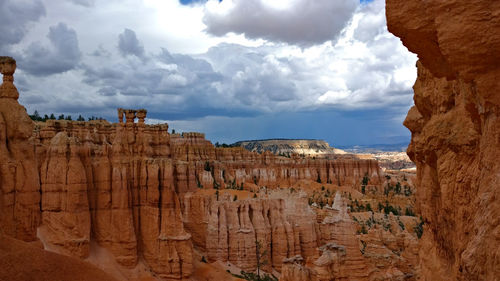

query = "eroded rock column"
[{"left": 0, "top": 56, "right": 40, "bottom": 241}]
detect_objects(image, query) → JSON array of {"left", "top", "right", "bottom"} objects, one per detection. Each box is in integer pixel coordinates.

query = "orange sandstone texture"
[
  {"left": 0, "top": 233, "right": 118, "bottom": 281},
  {"left": 0, "top": 57, "right": 40, "bottom": 241},
  {"left": 387, "top": 1, "right": 500, "bottom": 280}
]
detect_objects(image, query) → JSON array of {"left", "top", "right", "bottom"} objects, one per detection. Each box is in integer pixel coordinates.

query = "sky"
[{"left": 0, "top": 0, "right": 417, "bottom": 146}]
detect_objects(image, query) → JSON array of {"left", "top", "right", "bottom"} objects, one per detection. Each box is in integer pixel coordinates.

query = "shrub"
[
  {"left": 414, "top": 218, "right": 424, "bottom": 238},
  {"left": 362, "top": 174, "right": 369, "bottom": 185},
  {"left": 395, "top": 182, "right": 402, "bottom": 194},
  {"left": 405, "top": 207, "right": 415, "bottom": 217},
  {"left": 366, "top": 203, "right": 372, "bottom": 212},
  {"left": 398, "top": 218, "right": 405, "bottom": 230},
  {"left": 360, "top": 224, "right": 368, "bottom": 234},
  {"left": 204, "top": 161, "right": 211, "bottom": 172}
]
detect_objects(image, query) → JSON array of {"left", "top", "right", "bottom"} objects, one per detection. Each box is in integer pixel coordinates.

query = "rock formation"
[
  {"left": 183, "top": 190, "right": 318, "bottom": 272},
  {"left": 0, "top": 56, "right": 422, "bottom": 281},
  {"left": 0, "top": 57, "right": 40, "bottom": 241},
  {"left": 387, "top": 1, "right": 500, "bottom": 280},
  {"left": 233, "top": 139, "right": 347, "bottom": 157}
]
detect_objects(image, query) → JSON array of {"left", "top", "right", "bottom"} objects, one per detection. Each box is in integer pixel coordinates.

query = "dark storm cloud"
[
  {"left": 203, "top": 0, "right": 358, "bottom": 46},
  {"left": 69, "top": 0, "right": 95, "bottom": 7},
  {"left": 81, "top": 33, "right": 226, "bottom": 117},
  {"left": 0, "top": 0, "right": 45, "bottom": 52},
  {"left": 19, "top": 23, "right": 81, "bottom": 76},
  {"left": 14, "top": 0, "right": 416, "bottom": 146},
  {"left": 118, "top": 29, "right": 145, "bottom": 58}
]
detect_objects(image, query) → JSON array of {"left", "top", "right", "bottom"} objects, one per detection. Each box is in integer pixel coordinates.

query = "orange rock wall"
[
  {"left": 183, "top": 192, "right": 318, "bottom": 272},
  {"left": 34, "top": 121, "right": 193, "bottom": 279},
  {"left": 387, "top": 1, "right": 500, "bottom": 280}
]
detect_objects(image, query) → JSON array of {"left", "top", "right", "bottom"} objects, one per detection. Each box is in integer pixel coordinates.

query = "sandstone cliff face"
[
  {"left": 27, "top": 115, "right": 383, "bottom": 280},
  {"left": 34, "top": 120, "right": 193, "bottom": 280},
  {"left": 387, "top": 1, "right": 500, "bottom": 280},
  {"left": 183, "top": 190, "right": 319, "bottom": 272}
]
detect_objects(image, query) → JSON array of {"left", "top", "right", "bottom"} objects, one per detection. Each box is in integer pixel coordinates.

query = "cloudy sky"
[{"left": 1, "top": 0, "right": 417, "bottom": 146}]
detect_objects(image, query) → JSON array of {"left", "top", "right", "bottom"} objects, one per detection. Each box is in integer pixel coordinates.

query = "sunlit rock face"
[
  {"left": 0, "top": 56, "right": 40, "bottom": 242},
  {"left": 387, "top": 1, "right": 500, "bottom": 280}
]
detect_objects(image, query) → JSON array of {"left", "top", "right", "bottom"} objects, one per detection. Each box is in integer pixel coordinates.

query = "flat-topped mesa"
[
  {"left": 0, "top": 56, "right": 19, "bottom": 99},
  {"left": 117, "top": 108, "right": 124, "bottom": 124}
]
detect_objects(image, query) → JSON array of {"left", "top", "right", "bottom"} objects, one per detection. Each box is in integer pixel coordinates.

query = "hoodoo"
[
  {"left": 0, "top": 55, "right": 424, "bottom": 280},
  {"left": 0, "top": 56, "right": 40, "bottom": 241}
]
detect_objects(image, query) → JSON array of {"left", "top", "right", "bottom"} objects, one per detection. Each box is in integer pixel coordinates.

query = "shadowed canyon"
[{"left": 0, "top": 0, "right": 499, "bottom": 281}]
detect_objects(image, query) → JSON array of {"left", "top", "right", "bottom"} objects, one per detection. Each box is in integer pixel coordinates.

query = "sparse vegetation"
[
  {"left": 414, "top": 217, "right": 424, "bottom": 238},
  {"left": 383, "top": 201, "right": 400, "bottom": 215},
  {"left": 204, "top": 161, "right": 211, "bottom": 172},
  {"left": 231, "top": 271, "right": 278, "bottom": 281},
  {"left": 398, "top": 217, "right": 405, "bottom": 230},
  {"left": 29, "top": 110, "right": 103, "bottom": 122},
  {"left": 395, "top": 181, "right": 402, "bottom": 194},
  {"left": 362, "top": 174, "right": 369, "bottom": 185},
  {"left": 404, "top": 185, "right": 412, "bottom": 196},
  {"left": 255, "top": 239, "right": 268, "bottom": 277},
  {"left": 360, "top": 240, "right": 367, "bottom": 254},
  {"left": 405, "top": 207, "right": 416, "bottom": 217},
  {"left": 215, "top": 142, "right": 234, "bottom": 148}
]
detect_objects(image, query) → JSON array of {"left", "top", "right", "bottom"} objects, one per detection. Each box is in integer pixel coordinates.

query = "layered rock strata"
[
  {"left": 183, "top": 191, "right": 318, "bottom": 272},
  {"left": 0, "top": 61, "right": 387, "bottom": 281},
  {"left": 387, "top": 1, "right": 500, "bottom": 280}
]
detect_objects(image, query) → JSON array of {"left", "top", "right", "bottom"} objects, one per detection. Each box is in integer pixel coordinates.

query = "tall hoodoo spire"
[{"left": 0, "top": 56, "right": 19, "bottom": 100}]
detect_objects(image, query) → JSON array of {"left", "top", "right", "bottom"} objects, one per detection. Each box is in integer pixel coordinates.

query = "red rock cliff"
[{"left": 387, "top": 1, "right": 500, "bottom": 280}]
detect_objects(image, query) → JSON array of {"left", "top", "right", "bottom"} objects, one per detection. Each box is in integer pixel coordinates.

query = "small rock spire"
[
  {"left": 0, "top": 56, "right": 19, "bottom": 99},
  {"left": 117, "top": 108, "right": 124, "bottom": 123},
  {"left": 123, "top": 109, "right": 137, "bottom": 126},
  {"left": 136, "top": 109, "right": 147, "bottom": 126}
]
